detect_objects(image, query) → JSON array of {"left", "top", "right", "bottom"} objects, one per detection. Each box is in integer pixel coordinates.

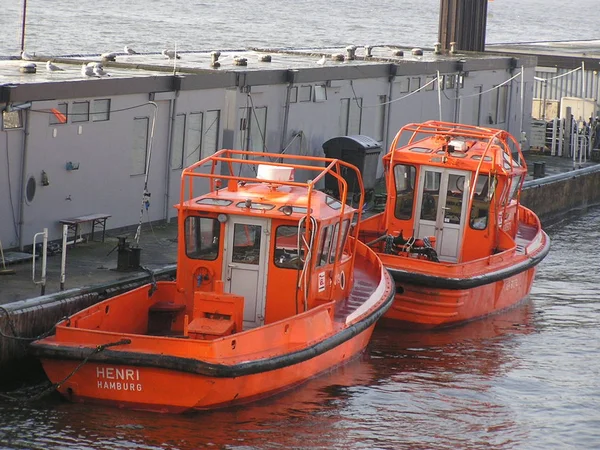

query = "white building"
[{"left": 0, "top": 46, "right": 536, "bottom": 249}]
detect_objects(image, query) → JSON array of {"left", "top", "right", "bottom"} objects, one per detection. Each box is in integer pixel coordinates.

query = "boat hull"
[
  {"left": 380, "top": 266, "right": 537, "bottom": 330},
  {"left": 40, "top": 325, "right": 375, "bottom": 413}
]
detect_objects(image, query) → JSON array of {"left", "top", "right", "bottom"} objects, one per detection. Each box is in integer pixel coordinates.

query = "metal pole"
[
  {"left": 41, "top": 228, "right": 47, "bottom": 295},
  {"left": 20, "top": 0, "right": 27, "bottom": 52},
  {"left": 60, "top": 224, "right": 68, "bottom": 290},
  {"left": 520, "top": 66, "right": 525, "bottom": 153},
  {"left": 437, "top": 71, "right": 443, "bottom": 121}
]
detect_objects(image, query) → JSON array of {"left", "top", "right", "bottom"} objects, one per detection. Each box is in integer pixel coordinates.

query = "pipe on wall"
[
  {"left": 163, "top": 97, "right": 176, "bottom": 222},
  {"left": 17, "top": 108, "right": 30, "bottom": 251}
]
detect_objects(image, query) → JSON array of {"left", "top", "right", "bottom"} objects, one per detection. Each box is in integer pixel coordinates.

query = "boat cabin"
[
  {"left": 171, "top": 150, "right": 364, "bottom": 337},
  {"left": 366, "top": 121, "right": 527, "bottom": 263}
]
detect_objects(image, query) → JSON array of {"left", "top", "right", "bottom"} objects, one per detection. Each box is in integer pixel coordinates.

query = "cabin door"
[
  {"left": 415, "top": 167, "right": 470, "bottom": 262},
  {"left": 223, "top": 217, "right": 271, "bottom": 329}
]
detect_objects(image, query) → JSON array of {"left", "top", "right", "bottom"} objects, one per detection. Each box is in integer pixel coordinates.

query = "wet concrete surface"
[{"left": 0, "top": 222, "right": 178, "bottom": 305}]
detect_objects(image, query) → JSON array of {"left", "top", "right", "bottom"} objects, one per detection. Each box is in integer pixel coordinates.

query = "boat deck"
[
  {"left": 335, "top": 265, "right": 378, "bottom": 320},
  {"left": 515, "top": 223, "right": 538, "bottom": 254}
]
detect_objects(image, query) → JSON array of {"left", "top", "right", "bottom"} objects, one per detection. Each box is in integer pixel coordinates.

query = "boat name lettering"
[
  {"left": 505, "top": 278, "right": 519, "bottom": 290},
  {"left": 96, "top": 367, "right": 140, "bottom": 381},
  {"left": 97, "top": 381, "right": 143, "bottom": 392}
]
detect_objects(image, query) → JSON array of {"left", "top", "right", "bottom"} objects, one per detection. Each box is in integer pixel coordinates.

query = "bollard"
[{"left": 533, "top": 161, "right": 546, "bottom": 179}]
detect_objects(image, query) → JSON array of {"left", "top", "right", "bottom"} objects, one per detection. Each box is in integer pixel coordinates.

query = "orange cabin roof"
[{"left": 384, "top": 120, "right": 527, "bottom": 177}]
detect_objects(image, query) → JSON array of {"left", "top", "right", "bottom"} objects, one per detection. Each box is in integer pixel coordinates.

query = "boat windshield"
[
  {"left": 185, "top": 216, "right": 220, "bottom": 260},
  {"left": 469, "top": 175, "right": 495, "bottom": 230},
  {"left": 393, "top": 164, "right": 417, "bottom": 220}
]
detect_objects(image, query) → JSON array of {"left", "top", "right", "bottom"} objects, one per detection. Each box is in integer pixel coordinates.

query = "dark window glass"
[{"left": 185, "top": 216, "right": 220, "bottom": 260}]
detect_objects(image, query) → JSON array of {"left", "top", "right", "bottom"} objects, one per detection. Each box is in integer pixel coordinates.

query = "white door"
[
  {"left": 415, "top": 167, "right": 470, "bottom": 262},
  {"left": 223, "top": 217, "right": 270, "bottom": 329}
]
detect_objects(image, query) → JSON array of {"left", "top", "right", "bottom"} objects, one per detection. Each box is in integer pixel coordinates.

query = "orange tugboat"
[
  {"left": 359, "top": 121, "right": 550, "bottom": 329},
  {"left": 31, "top": 150, "right": 394, "bottom": 413}
]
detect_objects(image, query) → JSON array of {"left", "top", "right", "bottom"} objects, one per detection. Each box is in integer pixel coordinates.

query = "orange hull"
[
  {"left": 40, "top": 327, "right": 374, "bottom": 413},
  {"left": 380, "top": 266, "right": 537, "bottom": 330}
]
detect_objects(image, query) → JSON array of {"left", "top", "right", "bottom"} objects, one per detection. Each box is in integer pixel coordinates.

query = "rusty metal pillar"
[{"left": 438, "top": 0, "right": 488, "bottom": 52}]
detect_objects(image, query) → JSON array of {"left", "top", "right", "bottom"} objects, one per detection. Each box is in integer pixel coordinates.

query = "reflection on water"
[{"left": 1, "top": 209, "right": 600, "bottom": 449}]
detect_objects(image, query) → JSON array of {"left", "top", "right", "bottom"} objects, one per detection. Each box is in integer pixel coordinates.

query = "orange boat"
[
  {"left": 358, "top": 121, "right": 550, "bottom": 329},
  {"left": 30, "top": 150, "right": 394, "bottom": 413}
]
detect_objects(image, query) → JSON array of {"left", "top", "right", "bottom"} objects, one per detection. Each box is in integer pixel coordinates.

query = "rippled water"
[
  {"left": 1, "top": 208, "right": 599, "bottom": 449},
  {"left": 0, "top": 0, "right": 598, "bottom": 56}
]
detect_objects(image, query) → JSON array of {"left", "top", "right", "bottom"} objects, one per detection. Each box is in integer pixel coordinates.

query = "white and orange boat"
[
  {"left": 31, "top": 150, "right": 394, "bottom": 413},
  {"left": 359, "top": 121, "right": 550, "bottom": 329}
]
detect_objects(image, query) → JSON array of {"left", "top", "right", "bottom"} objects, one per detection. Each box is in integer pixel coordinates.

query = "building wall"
[{"left": 0, "top": 56, "right": 535, "bottom": 248}]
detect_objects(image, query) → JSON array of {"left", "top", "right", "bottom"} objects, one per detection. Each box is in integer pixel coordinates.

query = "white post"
[
  {"left": 558, "top": 118, "right": 564, "bottom": 157},
  {"left": 520, "top": 66, "right": 525, "bottom": 145},
  {"left": 60, "top": 224, "right": 68, "bottom": 290},
  {"left": 33, "top": 228, "right": 48, "bottom": 295},
  {"left": 551, "top": 118, "right": 558, "bottom": 156},
  {"left": 437, "top": 71, "right": 443, "bottom": 121}
]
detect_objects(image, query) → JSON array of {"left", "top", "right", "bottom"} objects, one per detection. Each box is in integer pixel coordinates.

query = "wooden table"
[{"left": 59, "top": 213, "right": 111, "bottom": 246}]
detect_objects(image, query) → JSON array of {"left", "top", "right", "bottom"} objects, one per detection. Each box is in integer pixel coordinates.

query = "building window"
[
  {"left": 92, "top": 99, "right": 110, "bottom": 122},
  {"left": 203, "top": 110, "right": 220, "bottom": 159},
  {"left": 186, "top": 112, "right": 203, "bottom": 167},
  {"left": 490, "top": 85, "right": 499, "bottom": 124},
  {"left": 2, "top": 110, "right": 23, "bottom": 130},
  {"left": 497, "top": 85, "right": 508, "bottom": 124},
  {"left": 131, "top": 117, "right": 149, "bottom": 175},
  {"left": 50, "top": 102, "right": 68, "bottom": 125},
  {"left": 289, "top": 86, "right": 298, "bottom": 103},
  {"left": 339, "top": 97, "right": 363, "bottom": 135},
  {"left": 426, "top": 75, "right": 436, "bottom": 91},
  {"left": 72, "top": 101, "right": 89, "bottom": 123},
  {"left": 397, "top": 77, "right": 410, "bottom": 93},
  {"left": 445, "top": 75, "right": 455, "bottom": 90},
  {"left": 374, "top": 95, "right": 387, "bottom": 142},
  {"left": 170, "top": 113, "right": 186, "bottom": 169},
  {"left": 299, "top": 85, "right": 312, "bottom": 102},
  {"left": 249, "top": 106, "right": 267, "bottom": 152},
  {"left": 410, "top": 77, "right": 421, "bottom": 92},
  {"left": 314, "top": 85, "right": 327, "bottom": 102}
]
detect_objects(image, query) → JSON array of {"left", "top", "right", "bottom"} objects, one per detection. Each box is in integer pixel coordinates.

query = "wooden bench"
[{"left": 59, "top": 213, "right": 111, "bottom": 246}]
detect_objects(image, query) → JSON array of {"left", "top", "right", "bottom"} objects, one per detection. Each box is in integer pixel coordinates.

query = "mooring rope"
[
  {"left": 0, "top": 306, "right": 70, "bottom": 342},
  {"left": 0, "top": 338, "right": 131, "bottom": 403}
]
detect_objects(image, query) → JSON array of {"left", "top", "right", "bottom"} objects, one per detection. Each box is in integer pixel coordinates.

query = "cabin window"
[
  {"left": 185, "top": 216, "right": 220, "bottom": 260},
  {"left": 444, "top": 174, "right": 467, "bottom": 225},
  {"left": 393, "top": 164, "right": 416, "bottom": 220},
  {"left": 469, "top": 175, "right": 495, "bottom": 230},
  {"left": 325, "top": 196, "right": 343, "bottom": 210},
  {"left": 316, "top": 225, "right": 333, "bottom": 267},
  {"left": 274, "top": 225, "right": 305, "bottom": 269},
  {"left": 421, "top": 171, "right": 441, "bottom": 221},
  {"left": 508, "top": 175, "right": 522, "bottom": 201},
  {"left": 196, "top": 198, "right": 232, "bottom": 206},
  {"left": 232, "top": 223, "right": 261, "bottom": 265},
  {"left": 236, "top": 201, "right": 275, "bottom": 210},
  {"left": 329, "top": 219, "right": 350, "bottom": 263}
]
